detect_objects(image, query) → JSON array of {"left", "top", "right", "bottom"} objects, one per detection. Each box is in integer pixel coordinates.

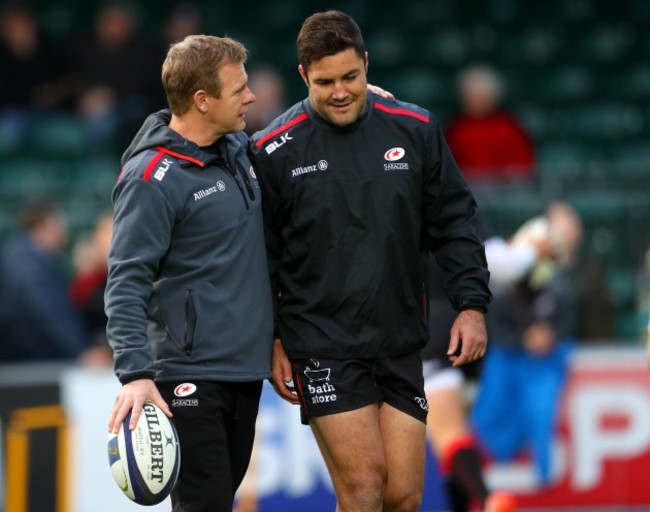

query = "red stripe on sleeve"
[
  {"left": 117, "top": 166, "right": 125, "bottom": 183},
  {"left": 142, "top": 150, "right": 166, "bottom": 181},
  {"left": 255, "top": 113, "right": 309, "bottom": 148},
  {"left": 154, "top": 146, "right": 205, "bottom": 167},
  {"left": 292, "top": 362, "right": 309, "bottom": 415},
  {"left": 374, "top": 102, "right": 429, "bottom": 123}
]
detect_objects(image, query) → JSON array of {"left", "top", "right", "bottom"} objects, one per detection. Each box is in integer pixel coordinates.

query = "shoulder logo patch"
[
  {"left": 265, "top": 133, "right": 293, "bottom": 155},
  {"left": 153, "top": 158, "right": 174, "bottom": 181}
]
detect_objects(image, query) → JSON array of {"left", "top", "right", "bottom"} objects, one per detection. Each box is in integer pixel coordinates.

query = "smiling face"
[
  {"left": 207, "top": 61, "right": 256, "bottom": 137},
  {"left": 300, "top": 47, "right": 368, "bottom": 127}
]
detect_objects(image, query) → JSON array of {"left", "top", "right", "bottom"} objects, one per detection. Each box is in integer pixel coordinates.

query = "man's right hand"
[
  {"left": 271, "top": 338, "right": 300, "bottom": 404},
  {"left": 108, "top": 378, "right": 172, "bottom": 434}
]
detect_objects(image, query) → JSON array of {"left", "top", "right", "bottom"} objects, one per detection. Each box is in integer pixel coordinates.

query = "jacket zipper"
[
  {"left": 225, "top": 162, "right": 254, "bottom": 209},
  {"left": 184, "top": 290, "right": 197, "bottom": 355}
]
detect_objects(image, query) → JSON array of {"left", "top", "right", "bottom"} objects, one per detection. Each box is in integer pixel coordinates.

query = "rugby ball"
[{"left": 107, "top": 402, "right": 181, "bottom": 505}]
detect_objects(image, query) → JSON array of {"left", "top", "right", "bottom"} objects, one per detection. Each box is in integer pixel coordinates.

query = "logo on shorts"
[
  {"left": 304, "top": 367, "right": 331, "bottom": 382},
  {"left": 172, "top": 384, "right": 198, "bottom": 406},
  {"left": 414, "top": 397, "right": 429, "bottom": 411},
  {"left": 171, "top": 398, "right": 198, "bottom": 407},
  {"left": 304, "top": 360, "right": 337, "bottom": 404},
  {"left": 174, "top": 383, "right": 197, "bottom": 397}
]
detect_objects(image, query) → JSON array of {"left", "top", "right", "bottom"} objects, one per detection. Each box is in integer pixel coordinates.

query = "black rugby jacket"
[{"left": 249, "top": 92, "right": 490, "bottom": 360}]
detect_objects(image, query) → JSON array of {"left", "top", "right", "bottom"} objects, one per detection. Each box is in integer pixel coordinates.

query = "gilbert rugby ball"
[{"left": 107, "top": 402, "right": 181, "bottom": 505}]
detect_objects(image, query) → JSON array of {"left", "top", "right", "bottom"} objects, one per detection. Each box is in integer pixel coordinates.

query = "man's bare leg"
[
  {"left": 310, "top": 405, "right": 387, "bottom": 512},
  {"left": 379, "top": 403, "right": 426, "bottom": 512}
]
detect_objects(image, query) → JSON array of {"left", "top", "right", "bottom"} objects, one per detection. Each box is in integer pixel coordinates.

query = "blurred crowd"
[{"left": 0, "top": 0, "right": 290, "bottom": 365}]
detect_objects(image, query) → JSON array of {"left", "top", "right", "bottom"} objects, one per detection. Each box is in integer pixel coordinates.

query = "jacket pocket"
[{"left": 184, "top": 290, "right": 197, "bottom": 355}]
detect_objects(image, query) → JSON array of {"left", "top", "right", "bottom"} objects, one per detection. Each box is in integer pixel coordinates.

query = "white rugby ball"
[{"left": 107, "top": 402, "right": 181, "bottom": 505}]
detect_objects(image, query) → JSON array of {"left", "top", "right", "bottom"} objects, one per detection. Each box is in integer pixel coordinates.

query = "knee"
[
  {"left": 383, "top": 485, "right": 423, "bottom": 512},
  {"left": 338, "top": 466, "right": 387, "bottom": 509}
]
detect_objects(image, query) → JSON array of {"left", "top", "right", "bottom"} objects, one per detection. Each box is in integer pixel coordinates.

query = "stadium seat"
[
  {"left": 0, "top": 159, "right": 72, "bottom": 199},
  {"left": 480, "top": 191, "right": 546, "bottom": 239},
  {"left": 365, "top": 30, "right": 406, "bottom": 67},
  {"left": 27, "top": 116, "right": 86, "bottom": 158},
  {"left": 70, "top": 157, "right": 121, "bottom": 201}
]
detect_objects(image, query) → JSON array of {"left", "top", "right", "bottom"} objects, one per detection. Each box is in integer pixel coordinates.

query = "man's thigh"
[
  {"left": 379, "top": 402, "right": 426, "bottom": 499},
  {"left": 309, "top": 404, "right": 386, "bottom": 486}
]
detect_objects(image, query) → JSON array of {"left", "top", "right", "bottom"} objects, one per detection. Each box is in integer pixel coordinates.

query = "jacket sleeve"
[
  {"left": 104, "top": 176, "right": 175, "bottom": 383},
  {"left": 421, "top": 119, "right": 492, "bottom": 312},
  {"left": 248, "top": 143, "right": 282, "bottom": 337}
]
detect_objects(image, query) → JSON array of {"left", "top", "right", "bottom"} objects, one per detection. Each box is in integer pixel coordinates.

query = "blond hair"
[{"left": 162, "top": 35, "right": 248, "bottom": 115}]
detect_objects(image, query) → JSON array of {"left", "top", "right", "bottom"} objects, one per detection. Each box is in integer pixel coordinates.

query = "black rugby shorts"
[{"left": 290, "top": 351, "right": 428, "bottom": 425}]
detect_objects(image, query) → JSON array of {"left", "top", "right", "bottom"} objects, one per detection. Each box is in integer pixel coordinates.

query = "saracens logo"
[
  {"left": 384, "top": 147, "right": 405, "bottom": 161},
  {"left": 174, "top": 383, "right": 197, "bottom": 397}
]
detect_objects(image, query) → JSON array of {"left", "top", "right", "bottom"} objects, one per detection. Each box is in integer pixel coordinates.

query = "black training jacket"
[
  {"left": 249, "top": 92, "right": 490, "bottom": 360},
  {"left": 105, "top": 109, "right": 273, "bottom": 384}
]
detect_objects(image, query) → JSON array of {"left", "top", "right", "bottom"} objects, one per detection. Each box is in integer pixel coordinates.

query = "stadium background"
[{"left": 1, "top": 0, "right": 650, "bottom": 510}]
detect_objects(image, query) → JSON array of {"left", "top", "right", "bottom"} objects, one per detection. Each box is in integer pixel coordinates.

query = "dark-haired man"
[{"left": 249, "top": 10, "right": 491, "bottom": 512}]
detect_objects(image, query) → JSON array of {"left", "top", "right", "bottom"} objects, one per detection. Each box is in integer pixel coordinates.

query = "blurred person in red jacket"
[
  {"left": 70, "top": 212, "right": 114, "bottom": 368},
  {"left": 445, "top": 65, "right": 534, "bottom": 185}
]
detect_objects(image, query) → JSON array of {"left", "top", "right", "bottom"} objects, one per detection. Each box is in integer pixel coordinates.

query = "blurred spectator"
[
  {"left": 71, "top": 1, "right": 164, "bottom": 152},
  {"left": 244, "top": 66, "right": 287, "bottom": 136},
  {"left": 70, "top": 212, "right": 114, "bottom": 368},
  {"left": 162, "top": 2, "right": 202, "bottom": 45},
  {"left": 471, "top": 202, "right": 583, "bottom": 485},
  {"left": 0, "top": 3, "right": 73, "bottom": 145},
  {"left": 423, "top": 216, "right": 552, "bottom": 512},
  {"left": 445, "top": 64, "right": 534, "bottom": 185},
  {"left": 0, "top": 201, "right": 88, "bottom": 361}
]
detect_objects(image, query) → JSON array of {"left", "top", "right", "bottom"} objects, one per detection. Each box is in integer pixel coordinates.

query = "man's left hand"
[{"left": 447, "top": 309, "right": 488, "bottom": 367}]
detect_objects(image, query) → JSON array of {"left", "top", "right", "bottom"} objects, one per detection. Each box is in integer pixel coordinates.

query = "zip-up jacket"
[
  {"left": 105, "top": 109, "right": 273, "bottom": 384},
  {"left": 249, "top": 92, "right": 491, "bottom": 360}
]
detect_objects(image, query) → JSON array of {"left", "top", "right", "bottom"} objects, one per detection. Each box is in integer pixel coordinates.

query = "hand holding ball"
[{"left": 108, "top": 402, "right": 180, "bottom": 505}]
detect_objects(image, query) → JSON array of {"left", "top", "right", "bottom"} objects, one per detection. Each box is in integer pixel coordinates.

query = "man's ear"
[
  {"left": 298, "top": 64, "right": 309, "bottom": 88},
  {"left": 364, "top": 51, "right": 369, "bottom": 73},
  {"left": 193, "top": 90, "right": 209, "bottom": 114}
]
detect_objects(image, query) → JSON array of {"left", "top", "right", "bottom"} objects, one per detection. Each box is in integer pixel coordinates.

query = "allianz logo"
[{"left": 194, "top": 181, "right": 226, "bottom": 201}]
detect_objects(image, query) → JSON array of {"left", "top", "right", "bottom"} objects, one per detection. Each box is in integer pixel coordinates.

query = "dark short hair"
[{"left": 297, "top": 10, "right": 365, "bottom": 73}]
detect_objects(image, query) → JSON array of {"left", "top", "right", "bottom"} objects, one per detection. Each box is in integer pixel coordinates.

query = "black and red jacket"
[{"left": 249, "top": 92, "right": 491, "bottom": 360}]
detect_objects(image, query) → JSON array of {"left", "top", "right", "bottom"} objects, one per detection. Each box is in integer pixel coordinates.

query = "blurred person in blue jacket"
[
  {"left": 471, "top": 202, "right": 583, "bottom": 485},
  {"left": 423, "top": 213, "right": 555, "bottom": 512},
  {"left": 0, "top": 201, "right": 88, "bottom": 361}
]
